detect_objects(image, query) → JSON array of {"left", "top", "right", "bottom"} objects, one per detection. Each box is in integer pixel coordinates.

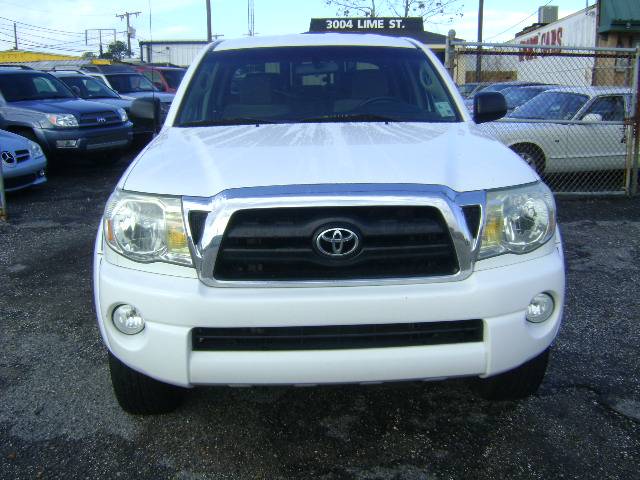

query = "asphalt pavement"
[{"left": 1, "top": 154, "right": 639, "bottom": 479}]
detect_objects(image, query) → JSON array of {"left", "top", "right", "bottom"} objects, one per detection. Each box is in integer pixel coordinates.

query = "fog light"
[
  {"left": 55, "top": 139, "right": 78, "bottom": 148},
  {"left": 38, "top": 169, "right": 46, "bottom": 177},
  {"left": 526, "top": 293, "right": 554, "bottom": 323},
  {"left": 112, "top": 305, "right": 145, "bottom": 335}
]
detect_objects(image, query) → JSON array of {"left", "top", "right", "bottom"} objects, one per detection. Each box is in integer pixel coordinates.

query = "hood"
[
  {"left": 10, "top": 98, "right": 121, "bottom": 114},
  {"left": 86, "top": 98, "right": 132, "bottom": 111},
  {"left": 121, "top": 122, "right": 538, "bottom": 197},
  {"left": 0, "top": 129, "right": 30, "bottom": 150},
  {"left": 119, "top": 92, "right": 175, "bottom": 103}
]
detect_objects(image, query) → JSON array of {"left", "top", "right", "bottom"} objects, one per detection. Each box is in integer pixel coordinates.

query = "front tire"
[
  {"left": 108, "top": 352, "right": 186, "bottom": 414},
  {"left": 474, "top": 348, "right": 550, "bottom": 401}
]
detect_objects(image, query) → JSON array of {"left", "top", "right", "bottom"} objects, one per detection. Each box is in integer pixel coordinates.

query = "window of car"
[
  {"left": 176, "top": 46, "right": 460, "bottom": 126},
  {"left": 509, "top": 91, "right": 589, "bottom": 120},
  {"left": 105, "top": 73, "right": 157, "bottom": 93},
  {"left": 502, "top": 86, "right": 549, "bottom": 110},
  {"left": 582, "top": 95, "right": 626, "bottom": 121},
  {"left": 59, "top": 76, "right": 120, "bottom": 99},
  {"left": 0, "top": 73, "right": 74, "bottom": 101},
  {"left": 161, "top": 69, "right": 185, "bottom": 89}
]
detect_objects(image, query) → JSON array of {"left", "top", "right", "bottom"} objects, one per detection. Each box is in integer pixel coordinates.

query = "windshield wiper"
[
  {"left": 178, "top": 118, "right": 279, "bottom": 127},
  {"left": 299, "top": 113, "right": 396, "bottom": 123}
]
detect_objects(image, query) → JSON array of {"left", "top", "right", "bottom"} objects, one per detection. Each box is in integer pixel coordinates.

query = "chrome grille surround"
[{"left": 182, "top": 184, "right": 485, "bottom": 288}]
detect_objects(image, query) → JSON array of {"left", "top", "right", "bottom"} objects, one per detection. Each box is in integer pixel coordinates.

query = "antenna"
[{"left": 248, "top": 0, "right": 255, "bottom": 36}]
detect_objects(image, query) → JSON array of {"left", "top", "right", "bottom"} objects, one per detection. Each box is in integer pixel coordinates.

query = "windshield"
[
  {"left": 503, "top": 87, "right": 548, "bottom": 110},
  {"left": 106, "top": 73, "right": 157, "bottom": 93},
  {"left": 509, "top": 92, "right": 589, "bottom": 120},
  {"left": 0, "top": 72, "right": 74, "bottom": 101},
  {"left": 176, "top": 46, "right": 460, "bottom": 126},
  {"left": 162, "top": 69, "right": 186, "bottom": 89},
  {"left": 59, "top": 75, "right": 120, "bottom": 99}
]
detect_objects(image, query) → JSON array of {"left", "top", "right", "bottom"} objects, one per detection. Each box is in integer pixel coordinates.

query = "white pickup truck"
[{"left": 94, "top": 34, "right": 565, "bottom": 414}]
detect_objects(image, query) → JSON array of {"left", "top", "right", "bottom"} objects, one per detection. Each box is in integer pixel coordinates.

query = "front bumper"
[
  {"left": 94, "top": 234, "right": 565, "bottom": 388},
  {"left": 37, "top": 122, "right": 133, "bottom": 153},
  {"left": 2, "top": 155, "right": 47, "bottom": 191}
]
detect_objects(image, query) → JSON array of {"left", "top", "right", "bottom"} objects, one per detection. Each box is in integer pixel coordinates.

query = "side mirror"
[
  {"left": 582, "top": 113, "right": 603, "bottom": 123},
  {"left": 473, "top": 92, "right": 507, "bottom": 124},
  {"left": 130, "top": 97, "right": 161, "bottom": 133}
]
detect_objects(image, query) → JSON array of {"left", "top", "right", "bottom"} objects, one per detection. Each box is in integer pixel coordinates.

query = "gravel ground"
[{"left": 1, "top": 155, "right": 639, "bottom": 480}]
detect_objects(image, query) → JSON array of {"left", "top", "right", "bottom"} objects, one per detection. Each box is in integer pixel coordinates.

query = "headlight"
[
  {"left": 28, "top": 141, "right": 44, "bottom": 158},
  {"left": 103, "top": 190, "right": 192, "bottom": 266},
  {"left": 478, "top": 182, "right": 556, "bottom": 259},
  {"left": 46, "top": 114, "right": 78, "bottom": 128},
  {"left": 117, "top": 107, "right": 128, "bottom": 122}
]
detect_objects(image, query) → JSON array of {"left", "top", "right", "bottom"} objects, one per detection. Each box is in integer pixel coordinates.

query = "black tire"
[
  {"left": 511, "top": 144, "right": 545, "bottom": 176},
  {"left": 474, "top": 348, "right": 550, "bottom": 401},
  {"left": 108, "top": 352, "right": 186, "bottom": 414}
]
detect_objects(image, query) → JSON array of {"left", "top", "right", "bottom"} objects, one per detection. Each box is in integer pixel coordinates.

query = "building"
[{"left": 139, "top": 40, "right": 210, "bottom": 67}]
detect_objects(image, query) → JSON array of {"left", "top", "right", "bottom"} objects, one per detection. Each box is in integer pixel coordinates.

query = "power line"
[
  {"left": 0, "top": 0, "right": 112, "bottom": 17},
  {"left": 0, "top": 15, "right": 85, "bottom": 36},
  {"left": 484, "top": 0, "right": 553, "bottom": 41},
  {"left": 116, "top": 11, "right": 141, "bottom": 57}
]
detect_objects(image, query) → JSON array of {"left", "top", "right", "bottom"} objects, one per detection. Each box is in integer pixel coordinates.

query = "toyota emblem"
[{"left": 315, "top": 227, "right": 360, "bottom": 257}]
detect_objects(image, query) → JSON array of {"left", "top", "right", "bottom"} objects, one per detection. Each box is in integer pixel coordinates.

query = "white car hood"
[{"left": 121, "top": 122, "right": 537, "bottom": 197}]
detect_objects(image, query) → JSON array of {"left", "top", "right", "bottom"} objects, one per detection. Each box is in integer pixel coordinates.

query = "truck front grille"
[
  {"left": 192, "top": 320, "right": 483, "bottom": 351},
  {"left": 211, "top": 206, "right": 459, "bottom": 281},
  {"left": 79, "top": 111, "right": 121, "bottom": 127}
]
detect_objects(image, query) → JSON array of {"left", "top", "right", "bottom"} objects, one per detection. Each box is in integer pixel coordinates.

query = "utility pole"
[
  {"left": 475, "top": 0, "right": 484, "bottom": 82},
  {"left": 116, "top": 11, "right": 141, "bottom": 57},
  {"left": 248, "top": 0, "right": 255, "bottom": 36},
  {"left": 86, "top": 29, "right": 116, "bottom": 57},
  {"left": 13, "top": 22, "right": 17, "bottom": 50},
  {"left": 206, "top": 0, "right": 212, "bottom": 42}
]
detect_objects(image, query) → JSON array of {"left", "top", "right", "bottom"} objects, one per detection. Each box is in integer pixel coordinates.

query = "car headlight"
[
  {"left": 46, "top": 113, "right": 78, "bottom": 128},
  {"left": 28, "top": 141, "right": 44, "bottom": 158},
  {"left": 117, "top": 107, "right": 128, "bottom": 122},
  {"left": 478, "top": 182, "right": 556, "bottom": 259},
  {"left": 103, "top": 190, "right": 192, "bottom": 266}
]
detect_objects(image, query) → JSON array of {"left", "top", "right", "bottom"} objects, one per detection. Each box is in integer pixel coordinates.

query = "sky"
[{"left": 0, "top": 0, "right": 595, "bottom": 56}]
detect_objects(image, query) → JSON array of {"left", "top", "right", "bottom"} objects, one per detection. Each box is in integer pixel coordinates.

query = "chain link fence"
[{"left": 447, "top": 41, "right": 640, "bottom": 195}]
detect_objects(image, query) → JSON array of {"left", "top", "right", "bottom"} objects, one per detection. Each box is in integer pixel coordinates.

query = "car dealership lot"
[{"left": 1, "top": 154, "right": 639, "bottom": 479}]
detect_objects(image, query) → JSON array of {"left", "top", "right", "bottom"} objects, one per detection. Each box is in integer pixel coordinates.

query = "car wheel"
[
  {"left": 473, "top": 348, "right": 550, "bottom": 401},
  {"left": 108, "top": 352, "right": 186, "bottom": 414},
  {"left": 511, "top": 144, "right": 545, "bottom": 175}
]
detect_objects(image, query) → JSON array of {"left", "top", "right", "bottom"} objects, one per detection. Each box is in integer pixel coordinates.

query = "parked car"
[
  {"left": 482, "top": 86, "right": 631, "bottom": 173},
  {"left": 134, "top": 65, "right": 186, "bottom": 93},
  {"left": 95, "top": 33, "right": 564, "bottom": 414},
  {"left": 50, "top": 70, "right": 154, "bottom": 137},
  {"left": 0, "top": 128, "right": 47, "bottom": 191},
  {"left": 457, "top": 82, "right": 489, "bottom": 98},
  {"left": 82, "top": 65, "right": 174, "bottom": 122},
  {"left": 502, "top": 85, "right": 558, "bottom": 114},
  {"left": 0, "top": 66, "right": 133, "bottom": 159},
  {"left": 464, "top": 81, "right": 545, "bottom": 111}
]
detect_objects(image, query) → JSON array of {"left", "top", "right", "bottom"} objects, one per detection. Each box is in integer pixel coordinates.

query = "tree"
[
  {"left": 81, "top": 51, "right": 96, "bottom": 60},
  {"left": 324, "top": 0, "right": 463, "bottom": 23},
  {"left": 100, "top": 40, "right": 128, "bottom": 61}
]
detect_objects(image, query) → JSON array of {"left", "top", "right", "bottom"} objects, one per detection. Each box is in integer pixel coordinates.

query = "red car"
[{"left": 133, "top": 65, "right": 186, "bottom": 93}]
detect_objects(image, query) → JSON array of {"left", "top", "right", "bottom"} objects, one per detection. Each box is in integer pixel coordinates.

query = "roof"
[
  {"left": 598, "top": 0, "right": 640, "bottom": 33},
  {"left": 0, "top": 50, "right": 79, "bottom": 63},
  {"left": 542, "top": 86, "right": 631, "bottom": 96},
  {"left": 215, "top": 33, "right": 416, "bottom": 52}
]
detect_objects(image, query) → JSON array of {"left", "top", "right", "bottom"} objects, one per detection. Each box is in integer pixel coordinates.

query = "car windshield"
[
  {"left": 176, "top": 46, "right": 460, "bottom": 126},
  {"left": 503, "top": 87, "right": 548, "bottom": 110},
  {"left": 509, "top": 92, "right": 589, "bottom": 120},
  {"left": 59, "top": 75, "right": 120, "bottom": 99},
  {"left": 162, "top": 69, "right": 186, "bottom": 89},
  {"left": 458, "top": 83, "right": 479, "bottom": 97},
  {"left": 0, "top": 72, "right": 74, "bottom": 101},
  {"left": 106, "top": 73, "right": 157, "bottom": 93}
]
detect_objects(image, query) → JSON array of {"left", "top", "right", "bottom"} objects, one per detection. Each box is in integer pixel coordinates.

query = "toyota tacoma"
[{"left": 94, "top": 34, "right": 565, "bottom": 414}]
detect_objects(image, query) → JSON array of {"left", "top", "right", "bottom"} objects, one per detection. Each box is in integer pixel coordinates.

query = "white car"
[
  {"left": 481, "top": 86, "right": 631, "bottom": 173},
  {"left": 0, "top": 129, "right": 47, "bottom": 191},
  {"left": 94, "top": 33, "right": 565, "bottom": 414}
]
